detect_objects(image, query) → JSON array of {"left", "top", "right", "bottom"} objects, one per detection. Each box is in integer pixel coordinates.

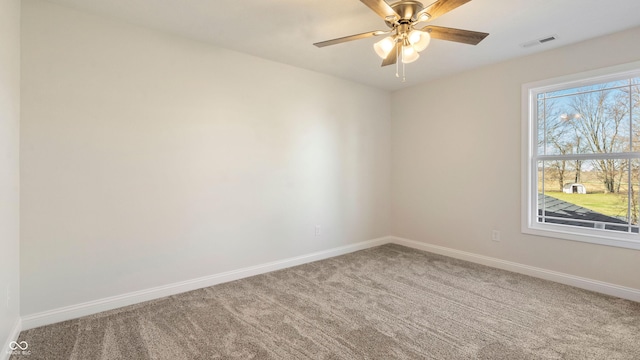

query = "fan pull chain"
[
  {"left": 402, "top": 62, "right": 406, "bottom": 82},
  {"left": 395, "top": 44, "right": 400, "bottom": 78},
  {"left": 394, "top": 43, "right": 406, "bottom": 82}
]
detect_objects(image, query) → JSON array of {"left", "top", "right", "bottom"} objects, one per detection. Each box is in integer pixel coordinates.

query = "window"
[{"left": 522, "top": 62, "right": 640, "bottom": 250}]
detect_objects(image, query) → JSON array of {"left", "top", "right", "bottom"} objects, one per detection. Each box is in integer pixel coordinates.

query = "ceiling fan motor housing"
[{"left": 385, "top": 1, "right": 426, "bottom": 27}]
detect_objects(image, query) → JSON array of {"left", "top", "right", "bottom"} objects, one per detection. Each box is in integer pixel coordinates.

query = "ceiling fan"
[{"left": 314, "top": 0, "right": 488, "bottom": 69}]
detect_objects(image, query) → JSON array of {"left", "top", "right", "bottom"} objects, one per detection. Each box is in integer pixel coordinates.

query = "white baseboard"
[
  {"left": 389, "top": 236, "right": 640, "bottom": 302},
  {"left": 20, "top": 235, "right": 640, "bottom": 331},
  {"left": 21, "top": 237, "right": 390, "bottom": 330},
  {"left": 1, "top": 317, "right": 22, "bottom": 360}
]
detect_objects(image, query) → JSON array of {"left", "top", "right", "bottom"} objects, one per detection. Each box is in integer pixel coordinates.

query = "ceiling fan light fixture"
[
  {"left": 374, "top": 36, "right": 396, "bottom": 59},
  {"left": 408, "top": 30, "right": 431, "bottom": 52},
  {"left": 401, "top": 45, "right": 420, "bottom": 63},
  {"left": 313, "top": 0, "right": 488, "bottom": 80}
]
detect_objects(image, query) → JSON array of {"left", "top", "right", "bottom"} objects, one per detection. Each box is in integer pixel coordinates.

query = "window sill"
[{"left": 522, "top": 223, "right": 640, "bottom": 251}]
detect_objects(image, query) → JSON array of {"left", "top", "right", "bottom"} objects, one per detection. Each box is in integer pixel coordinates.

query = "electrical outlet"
[
  {"left": 492, "top": 230, "right": 501, "bottom": 242},
  {"left": 314, "top": 225, "right": 321, "bottom": 237}
]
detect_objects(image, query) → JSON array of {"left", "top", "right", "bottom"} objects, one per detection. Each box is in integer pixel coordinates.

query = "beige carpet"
[{"left": 12, "top": 244, "right": 640, "bottom": 359}]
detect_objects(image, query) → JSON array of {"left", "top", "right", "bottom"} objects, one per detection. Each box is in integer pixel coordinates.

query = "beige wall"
[
  {"left": 0, "top": 0, "right": 21, "bottom": 349},
  {"left": 20, "top": 0, "right": 391, "bottom": 315},
  {"left": 391, "top": 26, "right": 640, "bottom": 289}
]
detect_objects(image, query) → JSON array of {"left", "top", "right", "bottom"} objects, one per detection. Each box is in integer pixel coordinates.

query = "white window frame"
[{"left": 521, "top": 61, "right": 640, "bottom": 250}]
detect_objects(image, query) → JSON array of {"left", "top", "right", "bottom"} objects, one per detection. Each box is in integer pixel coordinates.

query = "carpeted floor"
[{"left": 11, "top": 244, "right": 640, "bottom": 359}]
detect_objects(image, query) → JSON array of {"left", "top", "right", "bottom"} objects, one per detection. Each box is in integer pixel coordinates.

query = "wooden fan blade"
[
  {"left": 314, "top": 30, "right": 387, "bottom": 47},
  {"left": 360, "top": 0, "right": 399, "bottom": 21},
  {"left": 381, "top": 42, "right": 399, "bottom": 67},
  {"left": 421, "top": 25, "right": 488, "bottom": 45},
  {"left": 427, "top": 0, "right": 471, "bottom": 21}
]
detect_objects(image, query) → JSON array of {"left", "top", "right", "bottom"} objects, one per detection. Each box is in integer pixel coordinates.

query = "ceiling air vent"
[{"left": 521, "top": 35, "right": 558, "bottom": 48}]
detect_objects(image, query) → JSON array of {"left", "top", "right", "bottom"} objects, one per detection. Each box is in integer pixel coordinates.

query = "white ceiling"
[{"left": 43, "top": 0, "right": 640, "bottom": 91}]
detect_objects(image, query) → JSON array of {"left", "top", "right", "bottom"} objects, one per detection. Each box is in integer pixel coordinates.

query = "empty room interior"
[{"left": 3, "top": 0, "right": 640, "bottom": 359}]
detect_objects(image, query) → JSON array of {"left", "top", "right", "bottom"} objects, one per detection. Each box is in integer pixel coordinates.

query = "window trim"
[{"left": 521, "top": 61, "right": 640, "bottom": 250}]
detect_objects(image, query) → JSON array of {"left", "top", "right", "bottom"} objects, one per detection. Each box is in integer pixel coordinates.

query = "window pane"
[
  {"left": 630, "top": 159, "right": 640, "bottom": 231},
  {"left": 537, "top": 159, "right": 638, "bottom": 233},
  {"left": 539, "top": 86, "right": 632, "bottom": 156},
  {"left": 633, "top": 79, "right": 640, "bottom": 152},
  {"left": 537, "top": 98, "right": 545, "bottom": 155}
]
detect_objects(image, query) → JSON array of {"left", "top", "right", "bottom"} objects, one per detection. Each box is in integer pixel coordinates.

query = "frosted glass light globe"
[
  {"left": 408, "top": 30, "right": 431, "bottom": 52},
  {"left": 374, "top": 36, "right": 395, "bottom": 59},
  {"left": 401, "top": 45, "right": 420, "bottom": 63}
]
